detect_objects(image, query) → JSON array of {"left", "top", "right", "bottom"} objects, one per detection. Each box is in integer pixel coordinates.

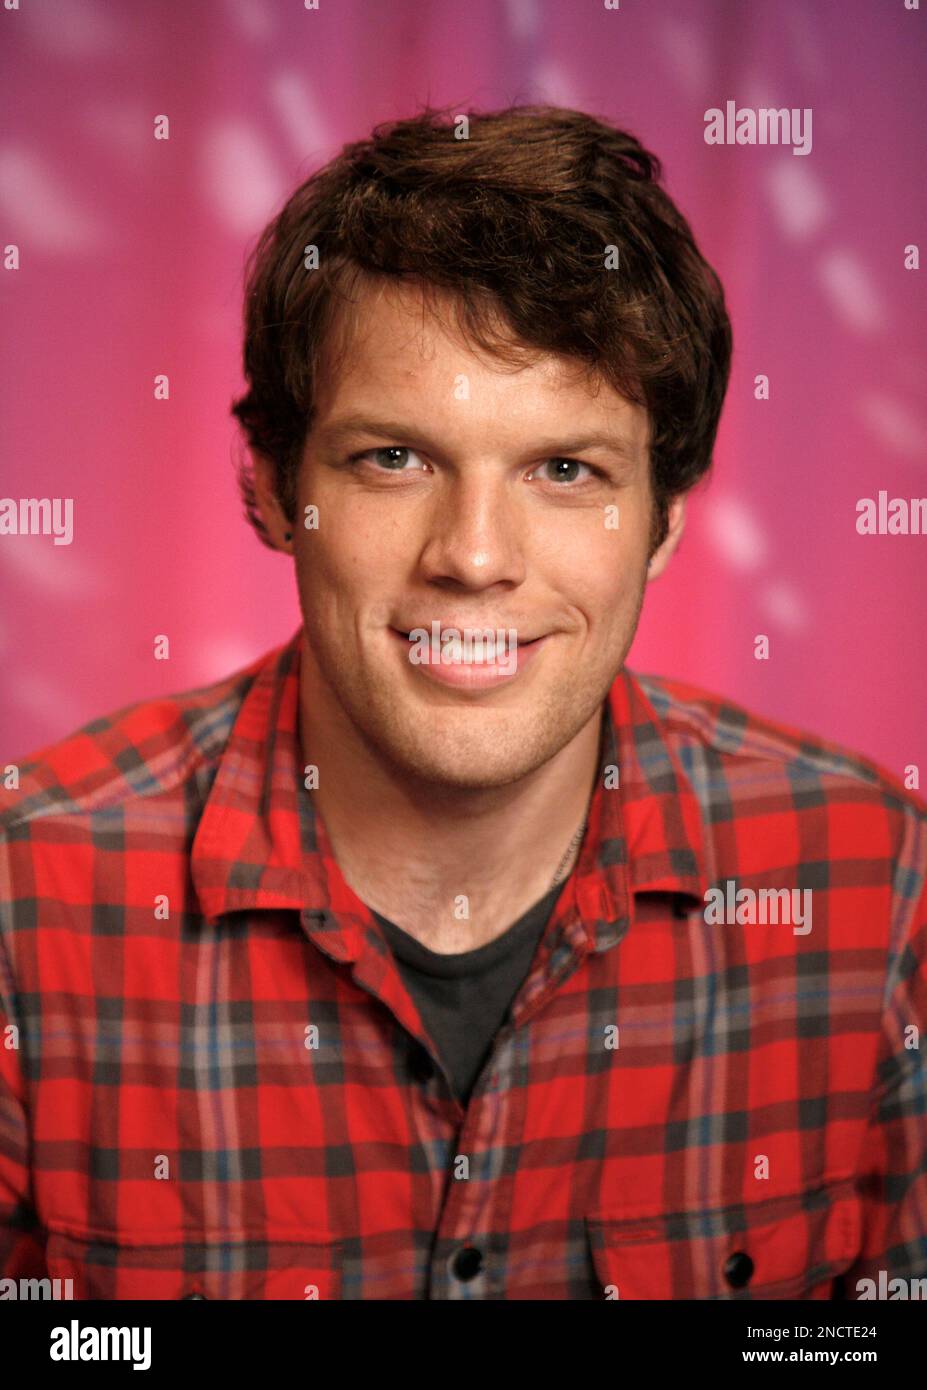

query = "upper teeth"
[{"left": 442, "top": 637, "right": 502, "bottom": 663}]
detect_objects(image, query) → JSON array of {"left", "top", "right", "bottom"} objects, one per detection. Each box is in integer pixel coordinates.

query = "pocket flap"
[
  {"left": 45, "top": 1225, "right": 342, "bottom": 1300},
  {"left": 586, "top": 1180, "right": 861, "bottom": 1300}
]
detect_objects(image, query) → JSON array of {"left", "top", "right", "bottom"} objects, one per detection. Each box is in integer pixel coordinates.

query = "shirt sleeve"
[
  {"left": 0, "top": 927, "right": 47, "bottom": 1279},
  {"left": 844, "top": 861, "right": 927, "bottom": 1295}
]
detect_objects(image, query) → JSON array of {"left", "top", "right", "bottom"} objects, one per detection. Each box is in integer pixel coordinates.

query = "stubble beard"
[{"left": 302, "top": 627, "right": 614, "bottom": 794}]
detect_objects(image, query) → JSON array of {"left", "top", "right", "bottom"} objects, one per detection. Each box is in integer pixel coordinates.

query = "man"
[{"left": 1, "top": 106, "right": 925, "bottom": 1302}]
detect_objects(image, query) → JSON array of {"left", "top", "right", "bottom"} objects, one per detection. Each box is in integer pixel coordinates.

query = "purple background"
[{"left": 1, "top": 0, "right": 925, "bottom": 781}]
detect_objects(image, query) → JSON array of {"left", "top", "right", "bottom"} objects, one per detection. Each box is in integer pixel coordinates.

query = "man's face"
[{"left": 258, "top": 278, "right": 684, "bottom": 790}]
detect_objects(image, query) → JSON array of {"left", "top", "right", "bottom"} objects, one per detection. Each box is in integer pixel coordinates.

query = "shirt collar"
[{"left": 191, "top": 628, "right": 711, "bottom": 944}]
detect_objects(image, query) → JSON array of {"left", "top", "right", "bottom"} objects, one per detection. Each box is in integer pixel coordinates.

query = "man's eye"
[
  {"left": 530, "top": 457, "right": 593, "bottom": 484},
  {"left": 360, "top": 446, "right": 426, "bottom": 471}
]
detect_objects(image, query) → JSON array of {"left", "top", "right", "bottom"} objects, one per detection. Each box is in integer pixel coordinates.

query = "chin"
[
  {"left": 366, "top": 712, "right": 563, "bottom": 792},
  {"left": 389, "top": 750, "right": 545, "bottom": 792}
]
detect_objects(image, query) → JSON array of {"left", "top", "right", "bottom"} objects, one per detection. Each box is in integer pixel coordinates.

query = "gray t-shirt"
[{"left": 373, "top": 882, "right": 563, "bottom": 1106}]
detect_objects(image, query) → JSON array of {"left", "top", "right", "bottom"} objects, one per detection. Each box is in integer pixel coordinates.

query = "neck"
[{"left": 299, "top": 641, "right": 602, "bottom": 953}]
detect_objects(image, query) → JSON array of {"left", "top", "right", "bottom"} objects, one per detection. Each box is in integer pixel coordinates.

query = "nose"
[{"left": 417, "top": 468, "right": 527, "bottom": 591}]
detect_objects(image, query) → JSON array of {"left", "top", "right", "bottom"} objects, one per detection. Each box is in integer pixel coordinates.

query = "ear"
[
  {"left": 250, "top": 451, "right": 294, "bottom": 553},
  {"left": 647, "top": 494, "right": 686, "bottom": 582}
]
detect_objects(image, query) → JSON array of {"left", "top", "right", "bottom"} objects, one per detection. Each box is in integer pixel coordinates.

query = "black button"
[
  {"left": 410, "top": 1049, "right": 434, "bottom": 1084},
  {"left": 181, "top": 1291, "right": 207, "bottom": 1300},
  {"left": 723, "top": 1251, "right": 754, "bottom": 1288},
  {"left": 450, "top": 1245, "right": 483, "bottom": 1281}
]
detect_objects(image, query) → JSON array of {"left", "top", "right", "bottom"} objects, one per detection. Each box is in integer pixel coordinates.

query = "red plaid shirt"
[{"left": 2, "top": 628, "right": 926, "bottom": 1300}]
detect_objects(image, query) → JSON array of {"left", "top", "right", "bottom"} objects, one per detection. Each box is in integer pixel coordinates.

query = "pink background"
[{"left": 2, "top": 0, "right": 925, "bottom": 780}]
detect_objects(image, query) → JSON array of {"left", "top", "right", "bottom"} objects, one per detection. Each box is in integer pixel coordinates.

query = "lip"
[{"left": 388, "top": 626, "right": 550, "bottom": 690}]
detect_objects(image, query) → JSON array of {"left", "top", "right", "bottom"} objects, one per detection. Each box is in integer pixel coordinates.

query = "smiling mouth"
[
  {"left": 390, "top": 628, "right": 544, "bottom": 647},
  {"left": 385, "top": 624, "right": 552, "bottom": 687}
]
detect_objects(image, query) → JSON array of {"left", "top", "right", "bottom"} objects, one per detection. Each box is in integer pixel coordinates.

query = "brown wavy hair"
[{"left": 230, "top": 104, "right": 732, "bottom": 552}]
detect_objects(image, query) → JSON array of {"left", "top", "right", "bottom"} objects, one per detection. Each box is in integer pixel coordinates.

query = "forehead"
[{"left": 313, "top": 275, "right": 648, "bottom": 444}]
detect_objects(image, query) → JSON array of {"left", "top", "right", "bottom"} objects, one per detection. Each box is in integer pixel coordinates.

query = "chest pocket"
[
  {"left": 587, "top": 1179, "right": 861, "bottom": 1300},
  {"left": 45, "top": 1224, "right": 342, "bottom": 1300}
]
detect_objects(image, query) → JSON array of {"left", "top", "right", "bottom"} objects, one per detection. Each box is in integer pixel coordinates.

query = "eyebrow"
[{"left": 317, "top": 415, "right": 643, "bottom": 463}]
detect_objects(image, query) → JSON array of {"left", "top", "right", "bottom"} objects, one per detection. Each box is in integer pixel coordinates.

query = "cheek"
[
  {"left": 305, "top": 475, "right": 407, "bottom": 571},
  {"left": 548, "top": 531, "right": 646, "bottom": 621},
  {"left": 294, "top": 522, "right": 399, "bottom": 634}
]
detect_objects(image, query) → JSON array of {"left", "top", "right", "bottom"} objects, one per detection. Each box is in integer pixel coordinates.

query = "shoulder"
[
  {"left": 0, "top": 650, "right": 268, "bottom": 845},
  {"left": 633, "top": 670, "right": 927, "bottom": 882},
  {"left": 0, "top": 642, "right": 287, "bottom": 996}
]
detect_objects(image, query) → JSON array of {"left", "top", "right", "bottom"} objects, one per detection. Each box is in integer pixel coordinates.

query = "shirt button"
[
  {"left": 410, "top": 1049, "right": 434, "bottom": 1084},
  {"left": 723, "top": 1252, "right": 754, "bottom": 1289},
  {"left": 451, "top": 1245, "right": 483, "bottom": 1282},
  {"left": 180, "top": 1292, "right": 207, "bottom": 1300}
]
